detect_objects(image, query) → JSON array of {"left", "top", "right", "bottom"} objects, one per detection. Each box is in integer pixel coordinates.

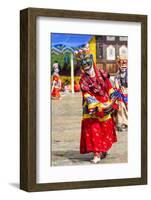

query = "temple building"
[{"left": 95, "top": 36, "right": 128, "bottom": 75}]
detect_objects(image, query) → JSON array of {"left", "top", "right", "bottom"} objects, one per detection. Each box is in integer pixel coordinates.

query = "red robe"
[{"left": 79, "top": 69, "right": 117, "bottom": 154}]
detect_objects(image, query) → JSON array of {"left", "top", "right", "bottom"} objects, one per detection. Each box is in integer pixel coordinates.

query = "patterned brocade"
[{"left": 83, "top": 113, "right": 111, "bottom": 122}]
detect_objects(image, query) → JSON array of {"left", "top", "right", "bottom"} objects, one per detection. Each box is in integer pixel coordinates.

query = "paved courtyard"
[{"left": 51, "top": 92, "right": 127, "bottom": 166}]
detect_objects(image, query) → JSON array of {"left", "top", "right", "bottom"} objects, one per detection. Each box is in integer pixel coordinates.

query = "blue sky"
[{"left": 51, "top": 33, "right": 93, "bottom": 48}]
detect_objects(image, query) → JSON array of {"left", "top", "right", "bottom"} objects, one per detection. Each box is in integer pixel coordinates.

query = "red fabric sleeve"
[{"left": 79, "top": 77, "right": 89, "bottom": 92}]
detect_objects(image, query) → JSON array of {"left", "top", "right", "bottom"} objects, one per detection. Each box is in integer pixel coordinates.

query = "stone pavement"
[{"left": 51, "top": 92, "right": 127, "bottom": 166}]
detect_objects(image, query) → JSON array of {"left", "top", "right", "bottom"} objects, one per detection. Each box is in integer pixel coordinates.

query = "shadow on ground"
[
  {"left": 52, "top": 147, "right": 127, "bottom": 166},
  {"left": 9, "top": 183, "right": 19, "bottom": 189},
  {"left": 52, "top": 150, "right": 93, "bottom": 164}
]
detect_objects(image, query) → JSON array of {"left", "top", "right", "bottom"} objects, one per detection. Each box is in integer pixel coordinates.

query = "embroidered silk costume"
[{"left": 79, "top": 68, "right": 118, "bottom": 154}]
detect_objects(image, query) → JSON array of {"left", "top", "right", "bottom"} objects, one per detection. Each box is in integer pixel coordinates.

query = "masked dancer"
[{"left": 75, "top": 49, "right": 119, "bottom": 164}]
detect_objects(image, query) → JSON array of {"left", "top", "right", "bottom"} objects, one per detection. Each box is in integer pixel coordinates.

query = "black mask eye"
[
  {"left": 81, "top": 60, "right": 87, "bottom": 66},
  {"left": 82, "top": 60, "right": 91, "bottom": 68}
]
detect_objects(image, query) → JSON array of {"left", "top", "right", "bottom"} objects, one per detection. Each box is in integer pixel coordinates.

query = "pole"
[{"left": 71, "top": 53, "right": 74, "bottom": 94}]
